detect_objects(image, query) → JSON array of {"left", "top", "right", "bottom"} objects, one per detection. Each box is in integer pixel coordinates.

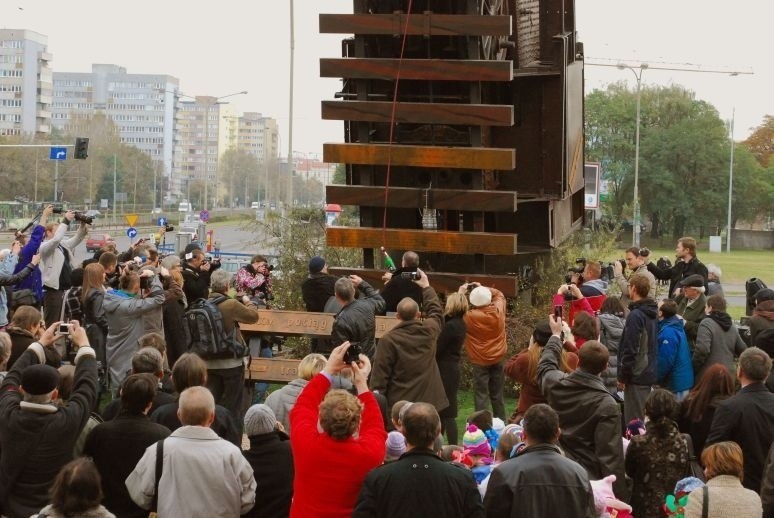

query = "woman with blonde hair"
[
  {"left": 81, "top": 262, "right": 109, "bottom": 367},
  {"left": 684, "top": 441, "right": 762, "bottom": 517},
  {"left": 265, "top": 352, "right": 327, "bottom": 435},
  {"left": 505, "top": 319, "right": 578, "bottom": 424},
  {"left": 435, "top": 292, "right": 468, "bottom": 444}
]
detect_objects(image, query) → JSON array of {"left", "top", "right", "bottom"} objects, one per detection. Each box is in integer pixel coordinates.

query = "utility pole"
[
  {"left": 727, "top": 109, "right": 735, "bottom": 253},
  {"left": 113, "top": 155, "right": 117, "bottom": 227},
  {"left": 287, "top": 0, "right": 295, "bottom": 210}
]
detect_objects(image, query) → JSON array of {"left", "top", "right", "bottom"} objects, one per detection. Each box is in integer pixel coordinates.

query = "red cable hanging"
[{"left": 381, "top": 0, "right": 414, "bottom": 249}]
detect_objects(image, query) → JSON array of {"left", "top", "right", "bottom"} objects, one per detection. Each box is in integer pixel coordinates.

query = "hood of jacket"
[
  {"left": 629, "top": 298, "right": 658, "bottom": 319},
  {"left": 598, "top": 313, "right": 625, "bottom": 337},
  {"left": 706, "top": 310, "right": 732, "bottom": 331}
]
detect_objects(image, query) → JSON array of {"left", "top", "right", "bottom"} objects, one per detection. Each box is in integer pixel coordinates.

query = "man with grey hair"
[
  {"left": 100, "top": 347, "right": 176, "bottom": 421},
  {"left": 675, "top": 274, "right": 707, "bottom": 347},
  {"left": 707, "top": 346, "right": 774, "bottom": 493},
  {"left": 206, "top": 268, "right": 260, "bottom": 419},
  {"left": 127, "top": 386, "right": 256, "bottom": 517},
  {"left": 330, "top": 274, "right": 385, "bottom": 360},
  {"left": 706, "top": 263, "right": 724, "bottom": 297}
]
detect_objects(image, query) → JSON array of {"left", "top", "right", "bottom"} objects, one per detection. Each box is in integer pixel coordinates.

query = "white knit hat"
[
  {"left": 469, "top": 286, "right": 492, "bottom": 307},
  {"left": 244, "top": 404, "right": 277, "bottom": 436}
]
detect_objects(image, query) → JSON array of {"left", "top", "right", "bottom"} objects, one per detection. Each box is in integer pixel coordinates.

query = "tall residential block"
[
  {"left": 235, "top": 112, "right": 279, "bottom": 164},
  {"left": 51, "top": 64, "right": 179, "bottom": 185},
  {"left": 0, "top": 29, "right": 52, "bottom": 136}
]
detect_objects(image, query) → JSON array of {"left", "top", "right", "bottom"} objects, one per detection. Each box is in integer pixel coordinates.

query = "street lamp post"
[{"left": 618, "top": 62, "right": 648, "bottom": 248}]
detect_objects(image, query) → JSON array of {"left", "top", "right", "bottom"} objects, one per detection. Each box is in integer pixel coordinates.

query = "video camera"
[
  {"left": 564, "top": 258, "right": 587, "bottom": 284},
  {"left": 51, "top": 208, "right": 93, "bottom": 225},
  {"left": 164, "top": 223, "right": 175, "bottom": 232}
]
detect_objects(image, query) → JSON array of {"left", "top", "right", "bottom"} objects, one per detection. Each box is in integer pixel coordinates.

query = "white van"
[
  {"left": 250, "top": 201, "right": 261, "bottom": 210},
  {"left": 178, "top": 201, "right": 193, "bottom": 212}
]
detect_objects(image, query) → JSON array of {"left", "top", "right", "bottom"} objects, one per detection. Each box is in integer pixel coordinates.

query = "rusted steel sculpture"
[{"left": 320, "top": 0, "right": 585, "bottom": 295}]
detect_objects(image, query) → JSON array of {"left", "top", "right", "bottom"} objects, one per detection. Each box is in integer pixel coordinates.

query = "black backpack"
[{"left": 183, "top": 295, "right": 247, "bottom": 359}]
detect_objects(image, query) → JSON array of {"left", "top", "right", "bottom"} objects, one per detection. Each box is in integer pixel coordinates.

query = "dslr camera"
[
  {"left": 564, "top": 257, "right": 587, "bottom": 284},
  {"left": 51, "top": 208, "right": 93, "bottom": 225},
  {"left": 343, "top": 341, "right": 362, "bottom": 364},
  {"left": 164, "top": 223, "right": 175, "bottom": 232},
  {"left": 400, "top": 270, "right": 420, "bottom": 281}
]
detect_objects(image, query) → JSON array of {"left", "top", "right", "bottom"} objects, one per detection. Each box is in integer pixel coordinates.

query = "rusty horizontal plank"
[
  {"left": 326, "top": 185, "right": 518, "bottom": 212},
  {"left": 240, "top": 309, "right": 397, "bottom": 338},
  {"left": 323, "top": 143, "right": 515, "bottom": 170},
  {"left": 320, "top": 58, "right": 513, "bottom": 82},
  {"left": 245, "top": 358, "right": 300, "bottom": 383},
  {"left": 321, "top": 100, "right": 514, "bottom": 126},
  {"left": 328, "top": 267, "right": 519, "bottom": 298},
  {"left": 319, "top": 13, "right": 512, "bottom": 36},
  {"left": 326, "top": 226, "right": 518, "bottom": 255}
]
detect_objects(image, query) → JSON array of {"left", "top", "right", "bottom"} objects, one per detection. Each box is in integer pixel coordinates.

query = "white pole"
[
  {"left": 726, "top": 108, "right": 735, "bottom": 253},
  {"left": 632, "top": 67, "right": 643, "bottom": 248},
  {"left": 287, "top": 0, "right": 295, "bottom": 210}
]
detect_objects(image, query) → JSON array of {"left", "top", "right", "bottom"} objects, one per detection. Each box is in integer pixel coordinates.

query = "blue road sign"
[
  {"left": 199, "top": 209, "right": 210, "bottom": 222},
  {"left": 157, "top": 217, "right": 167, "bottom": 226},
  {"left": 49, "top": 147, "right": 67, "bottom": 160},
  {"left": 126, "top": 227, "right": 138, "bottom": 238}
]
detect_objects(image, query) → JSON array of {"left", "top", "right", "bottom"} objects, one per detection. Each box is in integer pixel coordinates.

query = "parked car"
[
  {"left": 84, "top": 209, "right": 101, "bottom": 219},
  {"left": 85, "top": 233, "right": 113, "bottom": 253}
]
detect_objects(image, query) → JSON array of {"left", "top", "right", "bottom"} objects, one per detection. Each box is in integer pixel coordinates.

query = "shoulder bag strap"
[
  {"left": 152, "top": 438, "right": 164, "bottom": 511},
  {"left": 701, "top": 485, "right": 708, "bottom": 518}
]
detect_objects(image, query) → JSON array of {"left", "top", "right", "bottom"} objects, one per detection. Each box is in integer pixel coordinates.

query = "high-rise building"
[
  {"left": 235, "top": 112, "right": 278, "bottom": 163},
  {"left": 171, "top": 96, "right": 236, "bottom": 200},
  {"left": 51, "top": 64, "right": 179, "bottom": 187},
  {"left": 0, "top": 29, "right": 52, "bottom": 136}
]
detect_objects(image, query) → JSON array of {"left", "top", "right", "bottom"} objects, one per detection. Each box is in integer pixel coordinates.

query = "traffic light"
[{"left": 74, "top": 137, "right": 89, "bottom": 159}]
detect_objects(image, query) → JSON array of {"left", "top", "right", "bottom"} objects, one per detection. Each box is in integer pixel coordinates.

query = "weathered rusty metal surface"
[
  {"left": 320, "top": 13, "right": 512, "bottom": 36},
  {"left": 323, "top": 143, "right": 515, "bottom": 170},
  {"left": 326, "top": 185, "right": 518, "bottom": 212},
  {"left": 321, "top": 100, "right": 514, "bottom": 126},
  {"left": 320, "top": 58, "right": 513, "bottom": 82}
]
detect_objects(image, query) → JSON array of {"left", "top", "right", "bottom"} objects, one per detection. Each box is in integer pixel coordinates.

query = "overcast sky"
[{"left": 5, "top": 1, "right": 771, "bottom": 156}]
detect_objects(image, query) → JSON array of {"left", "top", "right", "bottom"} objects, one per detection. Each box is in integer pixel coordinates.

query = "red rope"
[{"left": 381, "top": 0, "right": 414, "bottom": 248}]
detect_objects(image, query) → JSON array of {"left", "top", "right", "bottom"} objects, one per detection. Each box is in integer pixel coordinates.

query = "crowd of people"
[{"left": 0, "top": 213, "right": 772, "bottom": 518}]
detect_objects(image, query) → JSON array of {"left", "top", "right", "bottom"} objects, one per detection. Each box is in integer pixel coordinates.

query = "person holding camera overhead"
[
  {"left": 103, "top": 269, "right": 165, "bottom": 390},
  {"left": 330, "top": 275, "right": 385, "bottom": 361},
  {"left": 459, "top": 282, "right": 507, "bottom": 420},
  {"left": 370, "top": 268, "right": 449, "bottom": 415},
  {"left": 379, "top": 250, "right": 423, "bottom": 314},
  {"left": 12, "top": 204, "right": 53, "bottom": 309},
  {"left": 39, "top": 209, "right": 89, "bottom": 327}
]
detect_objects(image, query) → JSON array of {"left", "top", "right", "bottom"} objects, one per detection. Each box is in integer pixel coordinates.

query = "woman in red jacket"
[{"left": 289, "top": 342, "right": 386, "bottom": 518}]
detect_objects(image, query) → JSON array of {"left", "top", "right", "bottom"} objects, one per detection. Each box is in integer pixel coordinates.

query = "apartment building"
[
  {"left": 51, "top": 64, "right": 179, "bottom": 183},
  {"left": 0, "top": 29, "right": 52, "bottom": 136},
  {"left": 234, "top": 112, "right": 279, "bottom": 163}
]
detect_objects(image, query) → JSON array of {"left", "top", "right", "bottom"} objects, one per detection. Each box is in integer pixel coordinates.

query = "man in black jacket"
[
  {"left": 301, "top": 256, "right": 336, "bottom": 354},
  {"left": 353, "top": 402, "right": 483, "bottom": 518},
  {"left": 330, "top": 275, "right": 385, "bottom": 360},
  {"left": 618, "top": 273, "right": 659, "bottom": 424},
  {"left": 647, "top": 236, "right": 708, "bottom": 297},
  {"left": 483, "top": 404, "right": 596, "bottom": 517},
  {"left": 538, "top": 315, "right": 628, "bottom": 500},
  {"left": 242, "top": 404, "right": 293, "bottom": 518},
  {"left": 706, "top": 346, "right": 774, "bottom": 493},
  {"left": 379, "top": 250, "right": 423, "bottom": 314},
  {"left": 84, "top": 373, "right": 170, "bottom": 518},
  {"left": 0, "top": 320, "right": 97, "bottom": 518}
]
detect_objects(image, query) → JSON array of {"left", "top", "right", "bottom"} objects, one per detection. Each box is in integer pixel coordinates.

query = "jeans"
[
  {"left": 206, "top": 364, "right": 245, "bottom": 422},
  {"left": 471, "top": 360, "right": 506, "bottom": 419},
  {"left": 252, "top": 344, "right": 273, "bottom": 404}
]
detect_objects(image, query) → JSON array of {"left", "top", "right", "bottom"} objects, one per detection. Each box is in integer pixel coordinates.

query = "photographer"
[
  {"left": 181, "top": 248, "right": 220, "bottom": 302},
  {"left": 0, "top": 243, "right": 40, "bottom": 327},
  {"left": 553, "top": 283, "right": 595, "bottom": 326},
  {"left": 569, "top": 260, "right": 608, "bottom": 298},
  {"left": 613, "top": 247, "right": 656, "bottom": 305},
  {"left": 103, "top": 270, "right": 164, "bottom": 390},
  {"left": 12, "top": 204, "right": 53, "bottom": 308},
  {"left": 370, "top": 268, "right": 448, "bottom": 414},
  {"left": 235, "top": 254, "right": 272, "bottom": 303},
  {"left": 39, "top": 210, "right": 89, "bottom": 327},
  {"left": 379, "top": 250, "right": 423, "bottom": 314}
]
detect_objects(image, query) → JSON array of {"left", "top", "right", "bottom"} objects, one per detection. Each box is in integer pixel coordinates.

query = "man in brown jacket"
[
  {"left": 370, "top": 269, "right": 448, "bottom": 415},
  {"left": 460, "top": 283, "right": 507, "bottom": 419},
  {"left": 206, "top": 268, "right": 260, "bottom": 420}
]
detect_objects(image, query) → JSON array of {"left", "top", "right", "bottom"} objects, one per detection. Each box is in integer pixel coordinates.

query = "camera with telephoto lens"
[
  {"left": 564, "top": 257, "right": 587, "bottom": 284},
  {"left": 343, "top": 341, "right": 362, "bottom": 364},
  {"left": 400, "top": 270, "right": 419, "bottom": 281},
  {"left": 50, "top": 208, "right": 92, "bottom": 224}
]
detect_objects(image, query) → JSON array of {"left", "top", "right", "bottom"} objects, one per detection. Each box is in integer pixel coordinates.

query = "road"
[{"left": 70, "top": 223, "right": 271, "bottom": 264}]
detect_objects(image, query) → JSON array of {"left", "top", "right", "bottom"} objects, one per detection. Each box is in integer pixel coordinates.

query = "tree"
[
  {"left": 743, "top": 115, "right": 774, "bottom": 167},
  {"left": 218, "top": 149, "right": 261, "bottom": 207},
  {"left": 585, "top": 83, "right": 768, "bottom": 239}
]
